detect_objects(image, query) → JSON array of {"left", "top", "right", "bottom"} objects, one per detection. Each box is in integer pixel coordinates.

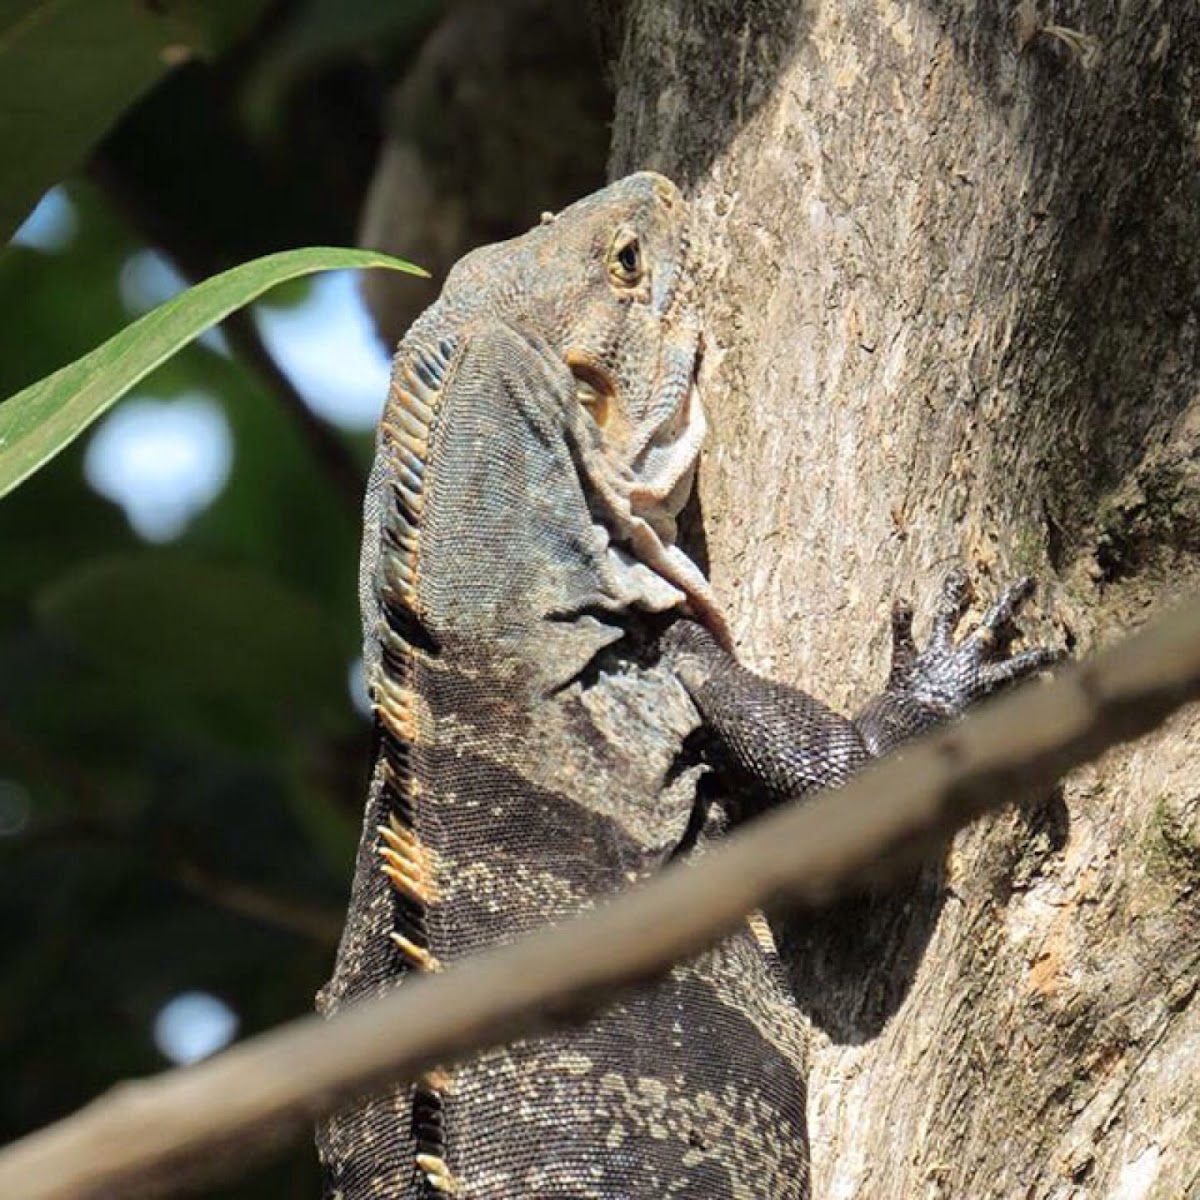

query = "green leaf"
[
  {"left": 35, "top": 553, "right": 352, "bottom": 729},
  {"left": 0, "top": 0, "right": 273, "bottom": 244},
  {"left": 0, "top": 246, "right": 424, "bottom": 499}
]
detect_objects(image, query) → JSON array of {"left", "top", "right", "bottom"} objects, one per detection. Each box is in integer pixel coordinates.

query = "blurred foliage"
[
  {"left": 0, "top": 0, "right": 274, "bottom": 244},
  {"left": 0, "top": 0, "right": 611, "bottom": 1192},
  {"left": 0, "top": 1, "right": 456, "bottom": 1196}
]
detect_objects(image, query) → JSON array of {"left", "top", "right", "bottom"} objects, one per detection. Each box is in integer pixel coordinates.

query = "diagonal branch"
[{"left": 2, "top": 601, "right": 1199, "bottom": 1200}]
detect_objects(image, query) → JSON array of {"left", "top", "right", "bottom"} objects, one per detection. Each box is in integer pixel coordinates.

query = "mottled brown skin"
[{"left": 317, "top": 173, "right": 1058, "bottom": 1199}]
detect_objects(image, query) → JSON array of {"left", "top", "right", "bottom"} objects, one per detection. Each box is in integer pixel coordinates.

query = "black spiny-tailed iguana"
[{"left": 317, "top": 172, "right": 1059, "bottom": 1199}]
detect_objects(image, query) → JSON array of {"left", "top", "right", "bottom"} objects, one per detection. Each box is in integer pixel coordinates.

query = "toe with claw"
[
  {"left": 887, "top": 568, "right": 1064, "bottom": 721},
  {"left": 857, "top": 568, "right": 1064, "bottom": 756}
]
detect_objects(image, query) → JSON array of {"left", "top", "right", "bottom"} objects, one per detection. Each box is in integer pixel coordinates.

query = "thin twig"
[
  {"left": 90, "top": 159, "right": 367, "bottom": 517},
  {"left": 172, "top": 858, "right": 343, "bottom": 946},
  {"left": 9, "top": 805, "right": 343, "bottom": 946},
  {"left": 1, "top": 600, "right": 1198, "bottom": 1200},
  {"left": 219, "top": 306, "right": 367, "bottom": 514}
]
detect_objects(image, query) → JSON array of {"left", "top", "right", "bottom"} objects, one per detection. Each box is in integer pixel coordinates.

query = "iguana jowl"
[{"left": 317, "top": 172, "right": 1058, "bottom": 1199}]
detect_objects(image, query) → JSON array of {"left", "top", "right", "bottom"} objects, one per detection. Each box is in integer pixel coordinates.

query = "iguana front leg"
[{"left": 662, "top": 569, "right": 1062, "bottom": 810}]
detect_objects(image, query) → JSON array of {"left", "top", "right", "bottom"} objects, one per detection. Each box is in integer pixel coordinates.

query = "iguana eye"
[{"left": 608, "top": 232, "right": 644, "bottom": 287}]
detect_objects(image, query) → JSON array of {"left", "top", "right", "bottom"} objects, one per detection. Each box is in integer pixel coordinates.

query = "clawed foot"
[{"left": 884, "top": 567, "right": 1063, "bottom": 721}]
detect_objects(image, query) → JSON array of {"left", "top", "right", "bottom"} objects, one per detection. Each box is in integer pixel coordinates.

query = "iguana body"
[{"left": 317, "top": 173, "right": 1056, "bottom": 1199}]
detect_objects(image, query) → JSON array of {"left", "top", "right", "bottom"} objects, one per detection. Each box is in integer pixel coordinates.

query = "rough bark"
[{"left": 604, "top": 2, "right": 1200, "bottom": 1197}]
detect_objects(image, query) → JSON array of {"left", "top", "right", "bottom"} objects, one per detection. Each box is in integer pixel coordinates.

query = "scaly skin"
[{"left": 317, "top": 173, "right": 1059, "bottom": 1200}]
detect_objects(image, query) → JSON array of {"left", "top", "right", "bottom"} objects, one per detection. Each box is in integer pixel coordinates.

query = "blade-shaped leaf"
[{"left": 0, "top": 247, "right": 424, "bottom": 499}]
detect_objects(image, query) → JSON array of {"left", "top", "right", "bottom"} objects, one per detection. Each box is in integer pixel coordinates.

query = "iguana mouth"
[
  {"left": 572, "top": 353, "right": 731, "bottom": 647},
  {"left": 622, "top": 378, "right": 732, "bottom": 647},
  {"left": 567, "top": 355, "right": 617, "bottom": 433}
]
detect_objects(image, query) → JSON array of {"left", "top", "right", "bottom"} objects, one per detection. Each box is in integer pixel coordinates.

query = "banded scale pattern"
[
  {"left": 329, "top": 312, "right": 812, "bottom": 1197},
  {"left": 373, "top": 335, "right": 459, "bottom": 1197}
]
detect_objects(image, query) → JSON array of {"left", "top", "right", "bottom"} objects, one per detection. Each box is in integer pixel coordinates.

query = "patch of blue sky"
[
  {"left": 254, "top": 269, "right": 391, "bottom": 432},
  {"left": 153, "top": 991, "right": 239, "bottom": 1065},
  {"left": 10, "top": 186, "right": 78, "bottom": 253},
  {"left": 84, "top": 394, "right": 233, "bottom": 543},
  {"left": 347, "top": 656, "right": 371, "bottom": 719}
]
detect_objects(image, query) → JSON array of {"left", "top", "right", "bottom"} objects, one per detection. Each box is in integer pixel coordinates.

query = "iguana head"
[{"left": 425, "top": 171, "right": 724, "bottom": 642}]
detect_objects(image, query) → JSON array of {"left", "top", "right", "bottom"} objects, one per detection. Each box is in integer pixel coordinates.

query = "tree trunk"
[{"left": 602, "top": 2, "right": 1200, "bottom": 1197}]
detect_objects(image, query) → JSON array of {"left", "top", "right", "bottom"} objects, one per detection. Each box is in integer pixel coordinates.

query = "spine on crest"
[{"left": 372, "top": 337, "right": 459, "bottom": 1198}]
